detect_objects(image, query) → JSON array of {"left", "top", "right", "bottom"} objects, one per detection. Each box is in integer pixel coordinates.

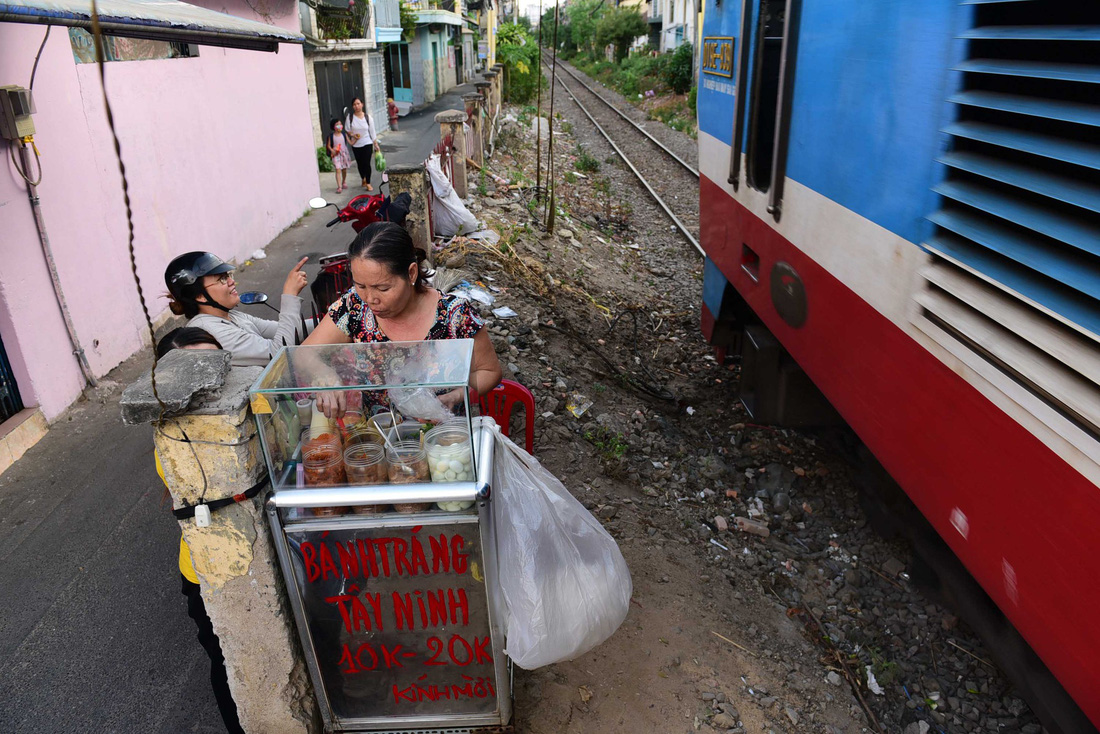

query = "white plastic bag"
[
  {"left": 489, "top": 425, "right": 632, "bottom": 669},
  {"left": 426, "top": 153, "right": 478, "bottom": 236},
  {"left": 388, "top": 386, "right": 453, "bottom": 424}
]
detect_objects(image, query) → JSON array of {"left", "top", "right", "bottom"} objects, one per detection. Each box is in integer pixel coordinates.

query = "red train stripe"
[{"left": 701, "top": 176, "right": 1100, "bottom": 724}]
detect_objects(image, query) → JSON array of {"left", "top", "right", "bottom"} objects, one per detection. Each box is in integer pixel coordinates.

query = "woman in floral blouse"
[{"left": 305, "top": 222, "right": 502, "bottom": 417}]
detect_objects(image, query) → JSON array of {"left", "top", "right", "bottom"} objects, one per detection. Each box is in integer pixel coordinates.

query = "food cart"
[{"left": 250, "top": 340, "right": 512, "bottom": 733}]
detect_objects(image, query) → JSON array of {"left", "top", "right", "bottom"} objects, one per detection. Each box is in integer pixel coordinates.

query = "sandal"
[{"left": 365, "top": 184, "right": 374, "bottom": 192}]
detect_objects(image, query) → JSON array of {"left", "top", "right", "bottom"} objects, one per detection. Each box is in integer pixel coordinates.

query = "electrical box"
[{"left": 0, "top": 85, "right": 36, "bottom": 140}]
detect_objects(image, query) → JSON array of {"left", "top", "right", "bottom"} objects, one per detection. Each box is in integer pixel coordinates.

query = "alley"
[{"left": 0, "top": 88, "right": 478, "bottom": 734}]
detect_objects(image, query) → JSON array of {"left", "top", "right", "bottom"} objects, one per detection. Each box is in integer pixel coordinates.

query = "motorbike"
[{"left": 305, "top": 190, "right": 414, "bottom": 323}]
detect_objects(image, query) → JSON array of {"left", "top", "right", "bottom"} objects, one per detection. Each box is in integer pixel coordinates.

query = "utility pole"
[
  {"left": 545, "top": 0, "right": 560, "bottom": 233},
  {"left": 536, "top": 0, "right": 544, "bottom": 205}
]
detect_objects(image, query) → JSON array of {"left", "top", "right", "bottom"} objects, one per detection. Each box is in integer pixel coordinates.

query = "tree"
[
  {"left": 398, "top": 0, "right": 417, "bottom": 41},
  {"left": 566, "top": 0, "right": 605, "bottom": 60},
  {"left": 595, "top": 7, "right": 648, "bottom": 62}
]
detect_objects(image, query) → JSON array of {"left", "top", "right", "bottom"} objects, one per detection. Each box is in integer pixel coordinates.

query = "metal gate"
[
  {"left": 367, "top": 51, "right": 388, "bottom": 126},
  {"left": 0, "top": 334, "right": 24, "bottom": 423},
  {"left": 315, "top": 59, "right": 364, "bottom": 135}
]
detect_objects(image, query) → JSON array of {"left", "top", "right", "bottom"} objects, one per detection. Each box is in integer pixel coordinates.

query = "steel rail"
[
  {"left": 550, "top": 57, "right": 700, "bottom": 179},
  {"left": 542, "top": 59, "right": 704, "bottom": 257}
]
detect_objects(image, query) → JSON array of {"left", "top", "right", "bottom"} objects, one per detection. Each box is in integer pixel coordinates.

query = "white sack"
[
  {"left": 488, "top": 424, "right": 632, "bottom": 669},
  {"left": 426, "top": 153, "right": 478, "bottom": 236}
]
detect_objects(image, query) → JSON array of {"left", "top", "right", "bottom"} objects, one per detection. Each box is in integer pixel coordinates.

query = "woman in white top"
[
  {"left": 345, "top": 97, "right": 381, "bottom": 192},
  {"left": 164, "top": 251, "right": 310, "bottom": 366}
]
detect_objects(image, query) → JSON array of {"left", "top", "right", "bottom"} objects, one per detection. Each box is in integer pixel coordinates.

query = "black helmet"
[{"left": 165, "top": 251, "right": 235, "bottom": 317}]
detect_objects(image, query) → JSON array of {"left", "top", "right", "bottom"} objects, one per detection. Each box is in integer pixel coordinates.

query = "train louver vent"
[{"left": 917, "top": 0, "right": 1100, "bottom": 437}]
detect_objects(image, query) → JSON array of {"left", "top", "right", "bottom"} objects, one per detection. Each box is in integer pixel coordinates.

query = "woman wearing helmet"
[{"left": 164, "top": 252, "right": 310, "bottom": 366}]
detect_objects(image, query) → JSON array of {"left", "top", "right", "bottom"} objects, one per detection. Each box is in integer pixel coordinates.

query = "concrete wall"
[{"left": 0, "top": 0, "right": 318, "bottom": 421}]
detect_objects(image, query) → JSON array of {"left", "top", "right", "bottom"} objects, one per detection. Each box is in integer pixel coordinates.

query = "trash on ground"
[
  {"left": 566, "top": 393, "right": 593, "bottom": 418},
  {"left": 865, "top": 666, "right": 885, "bottom": 695},
  {"left": 492, "top": 306, "right": 519, "bottom": 319},
  {"left": 251, "top": 249, "right": 267, "bottom": 259},
  {"left": 734, "top": 517, "right": 771, "bottom": 538},
  {"left": 450, "top": 281, "right": 495, "bottom": 306}
]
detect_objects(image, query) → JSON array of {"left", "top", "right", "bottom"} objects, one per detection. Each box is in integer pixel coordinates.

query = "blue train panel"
[{"left": 698, "top": 0, "right": 970, "bottom": 246}]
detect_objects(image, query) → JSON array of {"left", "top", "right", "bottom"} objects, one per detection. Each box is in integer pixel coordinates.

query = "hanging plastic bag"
[
  {"left": 374, "top": 149, "right": 387, "bottom": 172},
  {"left": 426, "top": 153, "right": 479, "bottom": 236},
  {"left": 488, "top": 424, "right": 632, "bottom": 669}
]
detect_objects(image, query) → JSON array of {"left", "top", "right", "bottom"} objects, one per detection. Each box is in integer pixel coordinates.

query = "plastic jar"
[
  {"left": 424, "top": 424, "right": 475, "bottom": 511},
  {"left": 386, "top": 440, "right": 431, "bottom": 513},
  {"left": 424, "top": 425, "right": 475, "bottom": 482},
  {"left": 345, "top": 443, "right": 387, "bottom": 515},
  {"left": 303, "top": 442, "right": 347, "bottom": 517}
]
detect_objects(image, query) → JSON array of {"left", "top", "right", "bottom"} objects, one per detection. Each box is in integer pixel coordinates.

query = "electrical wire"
[
  {"left": 9, "top": 138, "right": 42, "bottom": 186},
  {"left": 29, "top": 25, "right": 51, "bottom": 91},
  {"left": 88, "top": 3, "right": 212, "bottom": 504}
]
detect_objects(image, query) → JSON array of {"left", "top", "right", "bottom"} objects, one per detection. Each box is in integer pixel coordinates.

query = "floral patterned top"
[{"left": 326, "top": 289, "right": 484, "bottom": 343}]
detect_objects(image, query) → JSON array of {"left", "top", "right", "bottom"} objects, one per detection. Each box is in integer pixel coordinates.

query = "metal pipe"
[
  {"left": 727, "top": 0, "right": 753, "bottom": 188},
  {"left": 17, "top": 141, "right": 99, "bottom": 389}
]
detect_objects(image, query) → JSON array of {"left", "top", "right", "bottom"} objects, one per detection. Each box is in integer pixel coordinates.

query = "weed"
[
  {"left": 593, "top": 382, "right": 606, "bottom": 394},
  {"left": 565, "top": 171, "right": 577, "bottom": 184},
  {"left": 476, "top": 168, "right": 488, "bottom": 197},
  {"left": 561, "top": 120, "right": 574, "bottom": 135},
  {"left": 575, "top": 147, "right": 601, "bottom": 173},
  {"left": 583, "top": 426, "right": 628, "bottom": 461}
]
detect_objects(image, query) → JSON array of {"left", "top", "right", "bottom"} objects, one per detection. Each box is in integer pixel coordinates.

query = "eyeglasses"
[{"left": 210, "top": 273, "right": 233, "bottom": 286}]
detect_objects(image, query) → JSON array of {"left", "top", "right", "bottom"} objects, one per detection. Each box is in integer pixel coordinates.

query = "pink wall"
[{"left": 0, "top": 0, "right": 318, "bottom": 421}]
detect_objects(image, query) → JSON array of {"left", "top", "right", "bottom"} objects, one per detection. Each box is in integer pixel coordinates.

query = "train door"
[{"left": 726, "top": 0, "right": 800, "bottom": 220}]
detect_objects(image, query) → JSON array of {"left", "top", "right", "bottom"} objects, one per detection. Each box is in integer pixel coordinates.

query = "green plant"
[
  {"left": 565, "top": 171, "right": 577, "bottom": 184},
  {"left": 665, "top": 43, "right": 694, "bottom": 94},
  {"left": 688, "top": 85, "right": 697, "bottom": 115},
  {"left": 575, "top": 147, "right": 600, "bottom": 173},
  {"left": 595, "top": 7, "right": 648, "bottom": 63},
  {"left": 561, "top": 119, "right": 574, "bottom": 134},
  {"left": 497, "top": 23, "right": 543, "bottom": 103},
  {"left": 399, "top": 0, "right": 418, "bottom": 41},
  {"left": 584, "top": 426, "right": 629, "bottom": 461},
  {"left": 317, "top": 146, "right": 334, "bottom": 172},
  {"left": 566, "top": 0, "right": 605, "bottom": 59},
  {"left": 476, "top": 168, "right": 488, "bottom": 196}
]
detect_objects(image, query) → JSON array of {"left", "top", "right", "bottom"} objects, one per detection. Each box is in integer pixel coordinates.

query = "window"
[
  {"left": 745, "top": 0, "right": 785, "bottom": 193},
  {"left": 68, "top": 28, "right": 198, "bottom": 64}
]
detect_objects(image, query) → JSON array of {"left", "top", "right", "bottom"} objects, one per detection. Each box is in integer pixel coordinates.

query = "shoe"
[{"left": 365, "top": 184, "right": 374, "bottom": 192}]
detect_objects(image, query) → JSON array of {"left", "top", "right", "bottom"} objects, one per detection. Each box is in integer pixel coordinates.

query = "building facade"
[{"left": 0, "top": 0, "right": 317, "bottom": 427}]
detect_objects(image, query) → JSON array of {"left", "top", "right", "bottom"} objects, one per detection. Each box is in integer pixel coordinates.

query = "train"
[{"left": 695, "top": 0, "right": 1099, "bottom": 730}]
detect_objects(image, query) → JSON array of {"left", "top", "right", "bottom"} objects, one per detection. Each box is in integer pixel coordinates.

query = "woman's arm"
[
  {"left": 303, "top": 314, "right": 352, "bottom": 346},
  {"left": 468, "top": 328, "right": 503, "bottom": 398},
  {"left": 301, "top": 315, "right": 353, "bottom": 418}
]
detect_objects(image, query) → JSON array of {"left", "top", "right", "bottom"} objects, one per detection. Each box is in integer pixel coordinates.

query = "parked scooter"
[{"left": 305, "top": 190, "right": 413, "bottom": 323}]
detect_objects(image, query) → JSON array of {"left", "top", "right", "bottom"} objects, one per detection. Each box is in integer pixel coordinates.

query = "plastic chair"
[{"left": 472, "top": 379, "right": 535, "bottom": 453}]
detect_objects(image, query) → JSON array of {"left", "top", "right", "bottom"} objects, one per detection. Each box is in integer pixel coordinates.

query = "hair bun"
[{"left": 168, "top": 300, "right": 186, "bottom": 316}]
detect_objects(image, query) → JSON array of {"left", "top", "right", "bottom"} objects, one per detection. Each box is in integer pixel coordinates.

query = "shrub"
[
  {"left": 497, "top": 23, "right": 543, "bottom": 103},
  {"left": 665, "top": 43, "right": 694, "bottom": 94},
  {"left": 688, "top": 85, "right": 697, "bottom": 115},
  {"left": 317, "top": 146, "right": 334, "bottom": 173},
  {"left": 575, "top": 147, "right": 601, "bottom": 173}
]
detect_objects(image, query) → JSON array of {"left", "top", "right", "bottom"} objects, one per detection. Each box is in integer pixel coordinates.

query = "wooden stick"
[
  {"left": 946, "top": 639, "right": 995, "bottom": 668},
  {"left": 870, "top": 566, "right": 905, "bottom": 590},
  {"left": 710, "top": 631, "right": 757, "bottom": 658}
]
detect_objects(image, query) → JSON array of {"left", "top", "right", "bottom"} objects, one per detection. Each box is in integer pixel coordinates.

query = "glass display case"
[
  {"left": 249, "top": 340, "right": 480, "bottom": 514},
  {"left": 254, "top": 341, "right": 513, "bottom": 731}
]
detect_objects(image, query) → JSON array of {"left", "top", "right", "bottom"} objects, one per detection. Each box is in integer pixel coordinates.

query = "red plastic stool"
[{"left": 472, "top": 379, "right": 535, "bottom": 453}]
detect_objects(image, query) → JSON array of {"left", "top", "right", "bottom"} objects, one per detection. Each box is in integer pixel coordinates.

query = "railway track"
[{"left": 542, "top": 57, "right": 703, "bottom": 256}]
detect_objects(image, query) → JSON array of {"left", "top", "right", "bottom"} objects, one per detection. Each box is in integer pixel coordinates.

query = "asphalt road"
[{"left": 0, "top": 80, "right": 477, "bottom": 734}]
